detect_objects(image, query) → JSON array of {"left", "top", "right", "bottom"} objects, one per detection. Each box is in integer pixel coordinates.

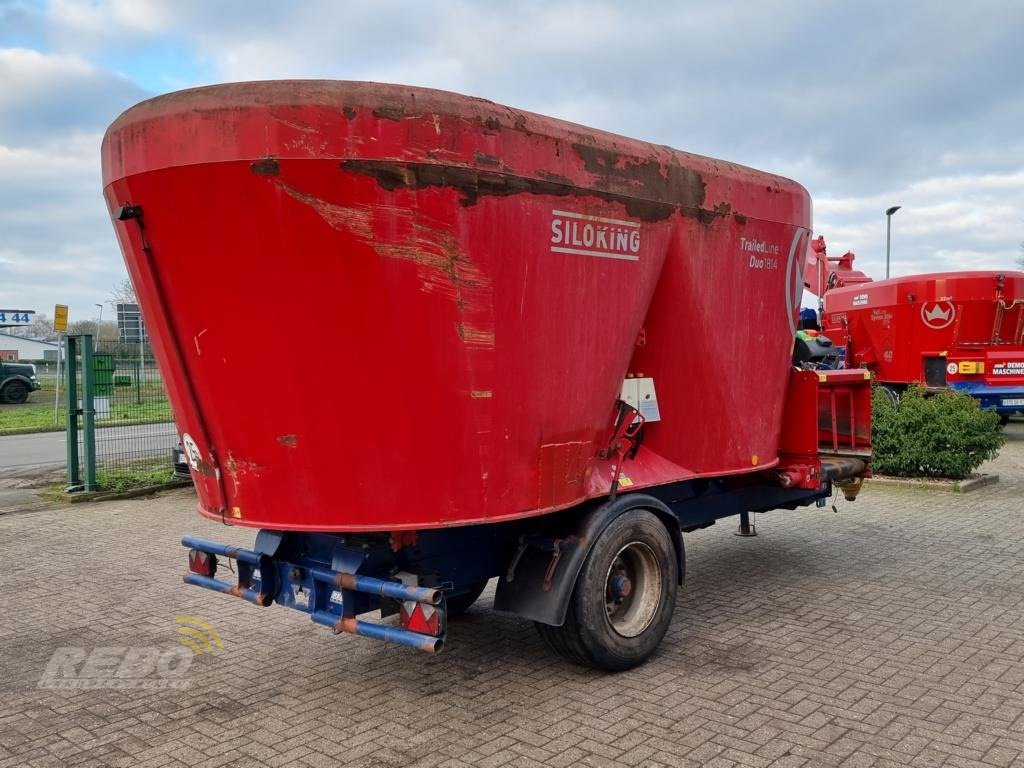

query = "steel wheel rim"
[{"left": 604, "top": 541, "right": 662, "bottom": 638}]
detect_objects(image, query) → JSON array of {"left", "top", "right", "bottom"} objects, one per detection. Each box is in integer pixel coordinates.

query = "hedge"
[{"left": 872, "top": 385, "right": 1004, "bottom": 479}]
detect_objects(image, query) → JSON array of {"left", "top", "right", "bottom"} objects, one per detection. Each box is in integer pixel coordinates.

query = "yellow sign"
[
  {"left": 54, "top": 304, "right": 69, "bottom": 332},
  {"left": 958, "top": 361, "right": 984, "bottom": 375}
]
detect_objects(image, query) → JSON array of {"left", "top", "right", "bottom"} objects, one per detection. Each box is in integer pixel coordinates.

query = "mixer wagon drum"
[{"left": 102, "top": 81, "right": 870, "bottom": 669}]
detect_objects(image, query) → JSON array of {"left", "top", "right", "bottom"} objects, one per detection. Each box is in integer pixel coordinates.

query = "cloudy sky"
[{"left": 2, "top": 0, "right": 1023, "bottom": 324}]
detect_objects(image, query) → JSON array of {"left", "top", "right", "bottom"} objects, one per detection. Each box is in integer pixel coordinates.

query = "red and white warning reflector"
[
  {"left": 399, "top": 601, "right": 443, "bottom": 636},
  {"left": 188, "top": 548, "right": 217, "bottom": 577}
]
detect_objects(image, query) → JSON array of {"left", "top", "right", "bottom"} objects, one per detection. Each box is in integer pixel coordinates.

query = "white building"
[{"left": 0, "top": 332, "right": 61, "bottom": 361}]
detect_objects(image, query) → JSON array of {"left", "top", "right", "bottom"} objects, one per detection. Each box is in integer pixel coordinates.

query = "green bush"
[{"left": 872, "top": 385, "right": 1004, "bottom": 479}]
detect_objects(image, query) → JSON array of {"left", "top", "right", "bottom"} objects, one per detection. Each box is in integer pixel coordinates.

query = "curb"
[
  {"left": 0, "top": 417, "right": 174, "bottom": 437},
  {"left": 54, "top": 479, "right": 193, "bottom": 504},
  {"left": 865, "top": 473, "right": 999, "bottom": 493}
]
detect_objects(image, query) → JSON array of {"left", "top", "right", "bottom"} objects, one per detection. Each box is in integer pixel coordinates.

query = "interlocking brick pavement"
[{"left": 1, "top": 423, "right": 1022, "bottom": 767}]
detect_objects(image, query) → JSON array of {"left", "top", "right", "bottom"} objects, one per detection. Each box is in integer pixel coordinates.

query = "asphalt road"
[{"left": 0, "top": 422, "right": 178, "bottom": 473}]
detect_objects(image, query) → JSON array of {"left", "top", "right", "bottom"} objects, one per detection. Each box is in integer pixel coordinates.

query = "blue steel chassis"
[{"left": 182, "top": 477, "right": 843, "bottom": 654}]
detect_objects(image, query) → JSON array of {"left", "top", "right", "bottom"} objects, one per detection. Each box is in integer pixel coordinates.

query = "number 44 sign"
[{"left": 0, "top": 309, "right": 35, "bottom": 326}]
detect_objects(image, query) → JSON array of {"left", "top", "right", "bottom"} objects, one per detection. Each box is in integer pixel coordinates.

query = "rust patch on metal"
[
  {"left": 342, "top": 159, "right": 570, "bottom": 207},
  {"left": 335, "top": 572, "right": 357, "bottom": 590},
  {"left": 473, "top": 150, "right": 500, "bottom": 168},
  {"left": 335, "top": 617, "right": 358, "bottom": 634},
  {"left": 228, "top": 582, "right": 251, "bottom": 598},
  {"left": 340, "top": 160, "right": 412, "bottom": 191},
  {"left": 276, "top": 434, "right": 298, "bottom": 448},
  {"left": 470, "top": 390, "right": 493, "bottom": 398},
  {"left": 250, "top": 158, "right": 280, "bottom": 176},
  {"left": 697, "top": 201, "right": 732, "bottom": 226},
  {"left": 341, "top": 159, "right": 690, "bottom": 223},
  {"left": 373, "top": 103, "right": 407, "bottom": 121},
  {"left": 536, "top": 170, "right": 574, "bottom": 186},
  {"left": 734, "top": 212, "right": 748, "bottom": 225},
  {"left": 572, "top": 143, "right": 706, "bottom": 220},
  {"left": 342, "top": 106, "right": 356, "bottom": 120},
  {"left": 224, "top": 452, "right": 268, "bottom": 496},
  {"left": 190, "top": 454, "right": 217, "bottom": 478}
]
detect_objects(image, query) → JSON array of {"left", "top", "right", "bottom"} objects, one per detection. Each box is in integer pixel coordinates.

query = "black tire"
[
  {"left": 999, "top": 413, "right": 1011, "bottom": 427},
  {"left": 445, "top": 580, "right": 489, "bottom": 618},
  {"left": 535, "top": 509, "right": 678, "bottom": 671},
  {"left": 2, "top": 380, "right": 29, "bottom": 404}
]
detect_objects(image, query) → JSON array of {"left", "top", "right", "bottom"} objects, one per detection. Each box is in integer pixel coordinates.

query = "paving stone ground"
[{"left": 1, "top": 423, "right": 1022, "bottom": 767}]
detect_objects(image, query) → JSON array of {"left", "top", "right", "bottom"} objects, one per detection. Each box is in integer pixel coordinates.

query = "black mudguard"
[{"left": 493, "top": 493, "right": 684, "bottom": 626}]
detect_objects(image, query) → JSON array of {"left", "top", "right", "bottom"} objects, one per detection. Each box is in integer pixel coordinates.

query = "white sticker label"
[
  {"left": 181, "top": 433, "right": 202, "bottom": 471},
  {"left": 330, "top": 590, "right": 344, "bottom": 605}
]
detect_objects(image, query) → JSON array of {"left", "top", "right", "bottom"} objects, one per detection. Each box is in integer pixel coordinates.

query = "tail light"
[{"left": 188, "top": 549, "right": 217, "bottom": 577}]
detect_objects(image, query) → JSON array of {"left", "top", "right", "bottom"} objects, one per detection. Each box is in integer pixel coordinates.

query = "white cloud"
[{"left": 3, "top": 0, "right": 1024, "bottom": 324}]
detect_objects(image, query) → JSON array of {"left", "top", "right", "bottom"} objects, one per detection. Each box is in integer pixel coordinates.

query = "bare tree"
[
  {"left": 14, "top": 313, "right": 57, "bottom": 341},
  {"left": 66, "top": 320, "right": 119, "bottom": 342},
  {"left": 1018, "top": 241, "right": 1024, "bottom": 270},
  {"left": 110, "top": 277, "right": 138, "bottom": 307}
]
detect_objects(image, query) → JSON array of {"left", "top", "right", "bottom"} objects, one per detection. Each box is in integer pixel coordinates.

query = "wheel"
[
  {"left": 2, "top": 380, "right": 29, "bottom": 404},
  {"left": 445, "top": 580, "right": 488, "bottom": 618},
  {"left": 878, "top": 385, "right": 901, "bottom": 407},
  {"left": 535, "top": 509, "right": 678, "bottom": 671},
  {"left": 999, "top": 413, "right": 1011, "bottom": 427}
]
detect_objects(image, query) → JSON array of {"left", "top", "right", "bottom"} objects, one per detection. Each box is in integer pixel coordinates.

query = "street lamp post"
[{"left": 885, "top": 205, "right": 901, "bottom": 279}]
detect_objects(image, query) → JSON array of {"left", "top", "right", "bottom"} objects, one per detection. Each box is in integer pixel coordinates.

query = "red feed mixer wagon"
[
  {"left": 806, "top": 236, "right": 1024, "bottom": 420},
  {"left": 102, "top": 81, "right": 871, "bottom": 669}
]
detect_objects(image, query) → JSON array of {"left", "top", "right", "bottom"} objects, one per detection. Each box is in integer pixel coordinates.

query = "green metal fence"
[{"left": 65, "top": 335, "right": 178, "bottom": 491}]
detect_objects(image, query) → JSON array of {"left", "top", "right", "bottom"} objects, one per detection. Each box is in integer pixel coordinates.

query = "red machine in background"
[
  {"left": 806, "top": 236, "right": 1024, "bottom": 419},
  {"left": 103, "top": 81, "right": 871, "bottom": 669}
]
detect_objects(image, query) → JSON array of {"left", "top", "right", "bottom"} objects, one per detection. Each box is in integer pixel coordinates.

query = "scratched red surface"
[{"left": 102, "top": 81, "right": 811, "bottom": 531}]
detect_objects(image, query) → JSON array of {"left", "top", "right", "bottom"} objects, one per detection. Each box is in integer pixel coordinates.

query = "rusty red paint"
[
  {"left": 102, "top": 80, "right": 811, "bottom": 532},
  {"left": 334, "top": 617, "right": 358, "bottom": 634},
  {"left": 334, "top": 573, "right": 355, "bottom": 590},
  {"left": 249, "top": 158, "right": 280, "bottom": 176},
  {"left": 390, "top": 531, "right": 418, "bottom": 552}
]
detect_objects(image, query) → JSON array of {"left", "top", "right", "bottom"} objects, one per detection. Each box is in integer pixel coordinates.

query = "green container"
[{"left": 92, "top": 353, "right": 115, "bottom": 396}]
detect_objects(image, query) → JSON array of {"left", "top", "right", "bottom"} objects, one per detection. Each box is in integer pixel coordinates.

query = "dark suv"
[{"left": 0, "top": 361, "right": 41, "bottom": 404}]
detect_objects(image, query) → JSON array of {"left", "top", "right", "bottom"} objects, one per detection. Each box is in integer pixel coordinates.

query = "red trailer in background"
[
  {"left": 103, "top": 81, "right": 871, "bottom": 669},
  {"left": 807, "top": 236, "right": 1024, "bottom": 419}
]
